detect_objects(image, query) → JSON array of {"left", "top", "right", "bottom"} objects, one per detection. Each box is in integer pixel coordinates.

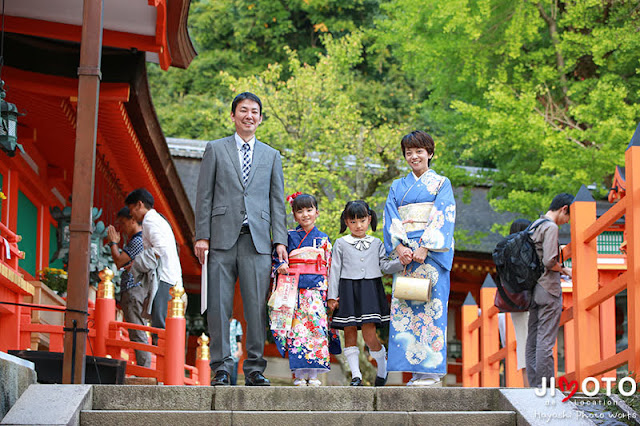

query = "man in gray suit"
[{"left": 195, "top": 92, "right": 288, "bottom": 386}]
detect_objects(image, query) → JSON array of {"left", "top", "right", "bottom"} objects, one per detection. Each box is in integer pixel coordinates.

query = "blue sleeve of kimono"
[
  {"left": 419, "top": 177, "right": 455, "bottom": 252},
  {"left": 384, "top": 182, "right": 410, "bottom": 255}
]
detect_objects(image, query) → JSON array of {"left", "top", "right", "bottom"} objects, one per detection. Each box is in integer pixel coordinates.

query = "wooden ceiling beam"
[{"left": 5, "top": 67, "right": 130, "bottom": 102}]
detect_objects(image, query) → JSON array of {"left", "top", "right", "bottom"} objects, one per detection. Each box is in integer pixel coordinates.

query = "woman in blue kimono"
[{"left": 383, "top": 130, "right": 456, "bottom": 386}]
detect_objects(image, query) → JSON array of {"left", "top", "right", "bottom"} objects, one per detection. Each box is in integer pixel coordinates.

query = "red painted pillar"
[
  {"left": 196, "top": 333, "right": 211, "bottom": 386},
  {"left": 571, "top": 185, "right": 600, "bottom": 383},
  {"left": 480, "top": 275, "right": 499, "bottom": 387},
  {"left": 94, "top": 269, "right": 115, "bottom": 357},
  {"left": 164, "top": 285, "right": 186, "bottom": 385},
  {"left": 625, "top": 130, "right": 640, "bottom": 379},
  {"left": 462, "top": 292, "right": 479, "bottom": 387}
]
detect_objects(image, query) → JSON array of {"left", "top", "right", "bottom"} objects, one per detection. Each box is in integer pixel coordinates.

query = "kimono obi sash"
[
  {"left": 398, "top": 202, "right": 434, "bottom": 233},
  {"left": 288, "top": 247, "right": 328, "bottom": 277}
]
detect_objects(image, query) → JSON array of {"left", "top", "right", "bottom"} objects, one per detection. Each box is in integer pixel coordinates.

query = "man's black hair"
[
  {"left": 339, "top": 200, "right": 378, "bottom": 233},
  {"left": 292, "top": 194, "right": 318, "bottom": 212},
  {"left": 124, "top": 188, "right": 154, "bottom": 210},
  {"left": 117, "top": 206, "right": 132, "bottom": 219},
  {"left": 231, "top": 92, "right": 262, "bottom": 115},
  {"left": 549, "top": 193, "right": 574, "bottom": 212}
]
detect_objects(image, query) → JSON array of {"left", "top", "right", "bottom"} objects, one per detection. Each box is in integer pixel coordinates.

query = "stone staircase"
[
  {"left": 80, "top": 386, "right": 516, "bottom": 426},
  {"left": 2, "top": 384, "right": 599, "bottom": 426}
]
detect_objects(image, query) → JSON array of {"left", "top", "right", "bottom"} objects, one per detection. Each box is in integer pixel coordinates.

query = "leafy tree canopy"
[{"left": 375, "top": 0, "right": 640, "bottom": 219}]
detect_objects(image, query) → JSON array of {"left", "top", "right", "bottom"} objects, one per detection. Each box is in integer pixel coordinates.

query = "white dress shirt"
[
  {"left": 235, "top": 132, "right": 255, "bottom": 167},
  {"left": 141, "top": 208, "right": 183, "bottom": 286}
]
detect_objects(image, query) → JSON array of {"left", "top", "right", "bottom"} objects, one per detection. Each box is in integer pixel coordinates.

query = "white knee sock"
[
  {"left": 308, "top": 370, "right": 318, "bottom": 380},
  {"left": 370, "top": 346, "right": 387, "bottom": 378},
  {"left": 344, "top": 346, "right": 362, "bottom": 379},
  {"left": 295, "top": 369, "right": 307, "bottom": 380}
]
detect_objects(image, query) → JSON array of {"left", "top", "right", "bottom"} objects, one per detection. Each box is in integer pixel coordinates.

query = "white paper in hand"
[{"left": 200, "top": 250, "right": 208, "bottom": 314}]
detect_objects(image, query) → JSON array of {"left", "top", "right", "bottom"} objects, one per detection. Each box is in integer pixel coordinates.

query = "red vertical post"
[
  {"left": 563, "top": 292, "right": 575, "bottom": 375},
  {"left": 196, "top": 333, "right": 211, "bottom": 386},
  {"left": 94, "top": 269, "right": 115, "bottom": 357},
  {"left": 462, "top": 292, "right": 479, "bottom": 387},
  {"left": 164, "top": 286, "right": 186, "bottom": 385},
  {"left": 571, "top": 185, "right": 600, "bottom": 383},
  {"left": 480, "top": 275, "right": 500, "bottom": 387},
  {"left": 625, "top": 132, "right": 640, "bottom": 378}
]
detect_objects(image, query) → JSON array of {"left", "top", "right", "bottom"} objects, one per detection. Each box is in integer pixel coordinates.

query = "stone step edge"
[{"left": 82, "top": 410, "right": 516, "bottom": 415}]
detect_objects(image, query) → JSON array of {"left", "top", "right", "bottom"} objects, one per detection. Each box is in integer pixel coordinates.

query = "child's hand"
[
  {"left": 277, "top": 263, "right": 289, "bottom": 275},
  {"left": 396, "top": 244, "right": 413, "bottom": 265},
  {"left": 327, "top": 299, "right": 339, "bottom": 311}
]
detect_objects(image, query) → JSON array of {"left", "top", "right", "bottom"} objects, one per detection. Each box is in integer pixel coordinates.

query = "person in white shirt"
[{"left": 126, "top": 188, "right": 182, "bottom": 331}]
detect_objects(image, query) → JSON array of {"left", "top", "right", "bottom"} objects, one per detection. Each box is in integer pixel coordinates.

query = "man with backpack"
[{"left": 525, "top": 193, "right": 574, "bottom": 388}]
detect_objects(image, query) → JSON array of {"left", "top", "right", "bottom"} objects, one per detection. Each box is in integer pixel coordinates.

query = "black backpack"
[{"left": 492, "top": 219, "right": 549, "bottom": 299}]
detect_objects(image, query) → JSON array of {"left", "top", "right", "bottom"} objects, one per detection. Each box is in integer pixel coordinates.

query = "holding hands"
[
  {"left": 395, "top": 244, "right": 428, "bottom": 265},
  {"left": 327, "top": 298, "right": 339, "bottom": 312}
]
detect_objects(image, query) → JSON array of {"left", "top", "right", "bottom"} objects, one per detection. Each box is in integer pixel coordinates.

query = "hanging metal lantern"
[{"left": 0, "top": 80, "right": 23, "bottom": 157}]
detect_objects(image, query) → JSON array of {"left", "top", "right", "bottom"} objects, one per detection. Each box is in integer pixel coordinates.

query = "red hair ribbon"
[{"left": 286, "top": 191, "right": 303, "bottom": 207}]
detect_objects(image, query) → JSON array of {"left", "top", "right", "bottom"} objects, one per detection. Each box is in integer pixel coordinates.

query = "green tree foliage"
[
  {"left": 376, "top": 0, "right": 640, "bottom": 218},
  {"left": 219, "top": 33, "right": 404, "bottom": 242},
  {"left": 148, "top": 0, "right": 392, "bottom": 140}
]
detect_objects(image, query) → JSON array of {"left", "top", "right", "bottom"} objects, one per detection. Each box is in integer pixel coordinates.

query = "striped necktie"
[{"left": 241, "top": 143, "right": 251, "bottom": 186}]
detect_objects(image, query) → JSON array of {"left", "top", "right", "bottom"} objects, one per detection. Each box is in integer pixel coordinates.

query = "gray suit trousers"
[
  {"left": 207, "top": 232, "right": 271, "bottom": 375},
  {"left": 526, "top": 284, "right": 562, "bottom": 387}
]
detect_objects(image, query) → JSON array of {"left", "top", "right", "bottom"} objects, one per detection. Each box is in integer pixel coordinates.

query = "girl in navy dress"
[{"left": 328, "top": 200, "right": 402, "bottom": 386}]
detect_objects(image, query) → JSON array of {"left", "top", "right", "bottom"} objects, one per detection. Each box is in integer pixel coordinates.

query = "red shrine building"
[{"left": 0, "top": 1, "right": 201, "bottom": 354}]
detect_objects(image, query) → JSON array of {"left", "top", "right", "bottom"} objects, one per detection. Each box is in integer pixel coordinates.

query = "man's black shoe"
[
  {"left": 350, "top": 377, "right": 363, "bottom": 386},
  {"left": 211, "top": 370, "right": 230, "bottom": 386},
  {"left": 374, "top": 374, "right": 388, "bottom": 387},
  {"left": 245, "top": 371, "right": 270, "bottom": 386}
]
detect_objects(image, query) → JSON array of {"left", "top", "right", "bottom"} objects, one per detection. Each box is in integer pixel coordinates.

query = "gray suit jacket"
[{"left": 195, "top": 135, "right": 287, "bottom": 254}]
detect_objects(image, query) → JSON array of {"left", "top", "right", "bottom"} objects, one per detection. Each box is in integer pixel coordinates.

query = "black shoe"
[
  {"left": 350, "top": 377, "right": 363, "bottom": 386},
  {"left": 374, "top": 374, "right": 388, "bottom": 387},
  {"left": 211, "top": 370, "right": 230, "bottom": 386},
  {"left": 245, "top": 371, "right": 271, "bottom": 386}
]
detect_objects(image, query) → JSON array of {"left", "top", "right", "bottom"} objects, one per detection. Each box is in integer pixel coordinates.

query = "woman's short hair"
[{"left": 401, "top": 131, "right": 435, "bottom": 166}]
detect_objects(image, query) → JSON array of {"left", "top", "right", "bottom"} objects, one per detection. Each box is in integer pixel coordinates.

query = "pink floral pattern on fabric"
[{"left": 286, "top": 289, "right": 331, "bottom": 370}]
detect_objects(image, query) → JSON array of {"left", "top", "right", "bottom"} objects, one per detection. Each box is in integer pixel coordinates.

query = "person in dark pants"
[
  {"left": 107, "top": 207, "right": 149, "bottom": 367},
  {"left": 126, "top": 188, "right": 182, "bottom": 335},
  {"left": 194, "top": 92, "right": 287, "bottom": 387},
  {"left": 525, "top": 193, "right": 574, "bottom": 387}
]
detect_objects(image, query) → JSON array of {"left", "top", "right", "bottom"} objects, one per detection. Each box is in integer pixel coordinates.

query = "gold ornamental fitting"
[
  {"left": 196, "top": 333, "right": 210, "bottom": 361},
  {"left": 97, "top": 268, "right": 115, "bottom": 299},
  {"left": 168, "top": 285, "right": 185, "bottom": 318}
]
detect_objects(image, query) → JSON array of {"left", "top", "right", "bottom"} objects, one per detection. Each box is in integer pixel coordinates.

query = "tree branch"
[{"left": 536, "top": 2, "right": 571, "bottom": 107}]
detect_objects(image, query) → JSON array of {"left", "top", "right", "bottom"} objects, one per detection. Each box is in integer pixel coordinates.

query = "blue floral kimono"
[
  {"left": 383, "top": 169, "right": 455, "bottom": 375},
  {"left": 271, "top": 226, "right": 339, "bottom": 373}
]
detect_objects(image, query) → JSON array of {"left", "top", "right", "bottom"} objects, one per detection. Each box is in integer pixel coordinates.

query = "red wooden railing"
[
  {"left": 462, "top": 136, "right": 640, "bottom": 387},
  {"left": 2, "top": 262, "right": 210, "bottom": 385}
]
